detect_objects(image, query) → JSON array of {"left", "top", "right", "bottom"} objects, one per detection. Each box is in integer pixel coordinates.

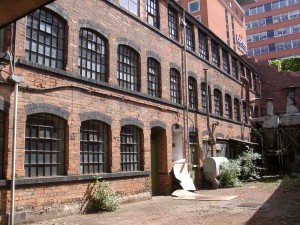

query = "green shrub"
[
  {"left": 269, "top": 56, "right": 300, "bottom": 72},
  {"left": 92, "top": 177, "right": 120, "bottom": 212},
  {"left": 237, "top": 150, "right": 262, "bottom": 180},
  {"left": 219, "top": 160, "right": 241, "bottom": 188}
]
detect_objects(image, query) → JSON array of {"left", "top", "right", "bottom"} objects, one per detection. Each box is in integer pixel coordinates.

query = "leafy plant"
[
  {"left": 269, "top": 56, "right": 300, "bottom": 72},
  {"left": 92, "top": 177, "right": 120, "bottom": 212},
  {"left": 219, "top": 160, "right": 241, "bottom": 187},
  {"left": 237, "top": 150, "right": 262, "bottom": 180}
]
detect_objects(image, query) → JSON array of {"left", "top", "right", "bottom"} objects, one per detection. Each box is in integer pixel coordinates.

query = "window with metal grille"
[
  {"left": 80, "top": 120, "right": 109, "bottom": 174},
  {"left": 242, "top": 101, "right": 247, "bottom": 123},
  {"left": 147, "top": 58, "right": 161, "bottom": 97},
  {"left": 170, "top": 69, "right": 181, "bottom": 104},
  {"left": 198, "top": 30, "right": 208, "bottom": 60},
  {"left": 239, "top": 63, "right": 245, "bottom": 78},
  {"left": 147, "top": 0, "right": 159, "bottom": 28},
  {"left": 25, "top": 9, "right": 65, "bottom": 69},
  {"left": 188, "top": 77, "right": 197, "bottom": 109},
  {"left": 222, "top": 49, "right": 229, "bottom": 73},
  {"left": 201, "top": 82, "right": 212, "bottom": 113},
  {"left": 231, "top": 15, "right": 236, "bottom": 51},
  {"left": 78, "top": 29, "right": 107, "bottom": 82},
  {"left": 231, "top": 58, "right": 238, "bottom": 79},
  {"left": 253, "top": 75, "right": 257, "bottom": 92},
  {"left": 168, "top": 7, "right": 178, "bottom": 40},
  {"left": 25, "top": 114, "right": 65, "bottom": 177},
  {"left": 234, "top": 98, "right": 240, "bottom": 121},
  {"left": 225, "top": 94, "right": 232, "bottom": 119},
  {"left": 120, "top": 0, "right": 139, "bottom": 15},
  {"left": 214, "top": 89, "right": 222, "bottom": 116},
  {"left": 246, "top": 69, "right": 252, "bottom": 89},
  {"left": 211, "top": 41, "right": 220, "bottom": 67},
  {"left": 0, "top": 111, "right": 4, "bottom": 178},
  {"left": 186, "top": 21, "right": 194, "bottom": 51},
  {"left": 117, "top": 45, "right": 139, "bottom": 91},
  {"left": 120, "top": 125, "right": 142, "bottom": 171},
  {"left": 225, "top": 9, "right": 230, "bottom": 46}
]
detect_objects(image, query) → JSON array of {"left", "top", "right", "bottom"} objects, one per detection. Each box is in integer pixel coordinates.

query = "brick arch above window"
[
  {"left": 187, "top": 71, "right": 197, "bottom": 80},
  {"left": 169, "top": 62, "right": 181, "bottom": 72},
  {"left": 216, "top": 132, "right": 224, "bottom": 139},
  {"left": 45, "top": 3, "right": 70, "bottom": 21},
  {"left": 120, "top": 117, "right": 144, "bottom": 129},
  {"left": 117, "top": 37, "right": 141, "bottom": 54},
  {"left": 213, "top": 85, "right": 223, "bottom": 92},
  {"left": 0, "top": 99, "right": 9, "bottom": 112},
  {"left": 150, "top": 120, "right": 167, "bottom": 129},
  {"left": 79, "top": 111, "right": 112, "bottom": 125},
  {"left": 146, "top": 50, "right": 161, "bottom": 63},
  {"left": 24, "top": 103, "right": 70, "bottom": 120},
  {"left": 78, "top": 20, "right": 110, "bottom": 39}
]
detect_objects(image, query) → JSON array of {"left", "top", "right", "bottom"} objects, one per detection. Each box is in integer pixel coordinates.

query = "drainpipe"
[
  {"left": 8, "top": 22, "right": 24, "bottom": 225},
  {"left": 181, "top": 10, "right": 190, "bottom": 171}
]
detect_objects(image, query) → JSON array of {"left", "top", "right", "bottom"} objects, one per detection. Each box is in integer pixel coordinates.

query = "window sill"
[{"left": 0, "top": 171, "right": 150, "bottom": 187}]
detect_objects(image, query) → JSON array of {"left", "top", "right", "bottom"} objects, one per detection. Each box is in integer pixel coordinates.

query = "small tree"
[
  {"left": 219, "top": 160, "right": 241, "bottom": 187},
  {"left": 237, "top": 150, "right": 262, "bottom": 180}
]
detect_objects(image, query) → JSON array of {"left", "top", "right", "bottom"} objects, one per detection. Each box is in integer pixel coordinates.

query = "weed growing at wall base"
[{"left": 92, "top": 176, "right": 120, "bottom": 212}]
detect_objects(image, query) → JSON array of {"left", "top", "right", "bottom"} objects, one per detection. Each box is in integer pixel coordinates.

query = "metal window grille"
[
  {"left": 242, "top": 101, "right": 247, "bottom": 122},
  {"left": 198, "top": 31, "right": 208, "bottom": 60},
  {"left": 120, "top": 125, "right": 141, "bottom": 171},
  {"left": 201, "top": 83, "right": 212, "bottom": 113},
  {"left": 239, "top": 64, "right": 245, "bottom": 77},
  {"left": 168, "top": 8, "right": 178, "bottom": 40},
  {"left": 222, "top": 49, "right": 229, "bottom": 73},
  {"left": 170, "top": 69, "right": 180, "bottom": 104},
  {"left": 25, "top": 114, "right": 65, "bottom": 177},
  {"left": 78, "top": 29, "right": 107, "bottom": 82},
  {"left": 225, "top": 94, "right": 232, "bottom": 119},
  {"left": 25, "top": 9, "right": 65, "bottom": 69},
  {"left": 188, "top": 77, "right": 197, "bottom": 109},
  {"left": 234, "top": 99, "right": 240, "bottom": 121},
  {"left": 147, "top": 58, "right": 160, "bottom": 97},
  {"left": 117, "top": 45, "right": 139, "bottom": 91},
  {"left": 186, "top": 22, "right": 194, "bottom": 51},
  {"left": 246, "top": 69, "right": 252, "bottom": 89},
  {"left": 214, "top": 89, "right": 222, "bottom": 116},
  {"left": 80, "top": 120, "right": 109, "bottom": 174},
  {"left": 231, "top": 15, "right": 236, "bottom": 51},
  {"left": 0, "top": 111, "right": 4, "bottom": 178},
  {"left": 225, "top": 9, "right": 230, "bottom": 46},
  {"left": 211, "top": 41, "right": 220, "bottom": 67},
  {"left": 231, "top": 58, "right": 238, "bottom": 79},
  {"left": 147, "top": 0, "right": 159, "bottom": 28}
]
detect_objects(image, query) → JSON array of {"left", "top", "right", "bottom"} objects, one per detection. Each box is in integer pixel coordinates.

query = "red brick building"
[
  {"left": 244, "top": 0, "right": 300, "bottom": 61},
  {"left": 0, "top": 0, "right": 260, "bottom": 223},
  {"left": 178, "top": 0, "right": 248, "bottom": 55}
]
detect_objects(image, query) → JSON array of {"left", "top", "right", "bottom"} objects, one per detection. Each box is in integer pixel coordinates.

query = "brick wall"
[{"left": 0, "top": 0, "right": 259, "bottom": 223}]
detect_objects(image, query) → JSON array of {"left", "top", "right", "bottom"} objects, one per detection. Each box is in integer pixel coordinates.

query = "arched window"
[
  {"left": 25, "top": 114, "right": 65, "bottom": 177},
  {"left": 170, "top": 69, "right": 181, "bottom": 104},
  {"left": 117, "top": 45, "right": 140, "bottom": 91},
  {"left": 214, "top": 89, "right": 223, "bottom": 116},
  {"left": 188, "top": 77, "right": 197, "bottom": 109},
  {"left": 234, "top": 98, "right": 241, "bottom": 121},
  {"left": 80, "top": 120, "right": 109, "bottom": 174},
  {"left": 0, "top": 111, "right": 4, "bottom": 178},
  {"left": 225, "top": 94, "right": 232, "bottom": 119},
  {"left": 201, "top": 82, "right": 212, "bottom": 113},
  {"left": 25, "top": 9, "right": 65, "bottom": 69},
  {"left": 120, "top": 125, "right": 142, "bottom": 172},
  {"left": 78, "top": 29, "right": 107, "bottom": 82},
  {"left": 242, "top": 101, "right": 247, "bottom": 123},
  {"left": 147, "top": 58, "right": 161, "bottom": 97}
]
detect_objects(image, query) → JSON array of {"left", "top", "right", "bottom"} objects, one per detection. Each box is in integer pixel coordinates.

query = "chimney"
[
  {"left": 284, "top": 86, "right": 299, "bottom": 114},
  {"left": 267, "top": 98, "right": 273, "bottom": 116}
]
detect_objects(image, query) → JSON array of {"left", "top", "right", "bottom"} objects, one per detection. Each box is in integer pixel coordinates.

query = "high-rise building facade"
[
  {"left": 178, "top": 0, "right": 248, "bottom": 55},
  {"left": 244, "top": 0, "right": 300, "bottom": 61}
]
